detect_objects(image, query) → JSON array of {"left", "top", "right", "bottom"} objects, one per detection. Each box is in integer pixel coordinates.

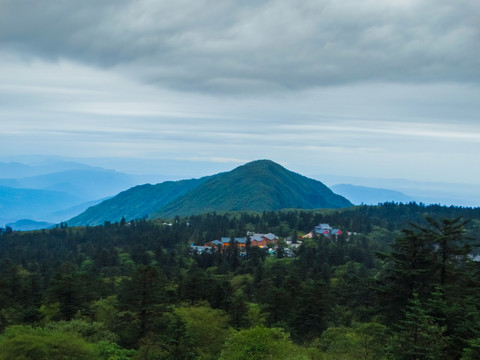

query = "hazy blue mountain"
[
  {"left": 6, "top": 219, "right": 54, "bottom": 231},
  {"left": 331, "top": 184, "right": 414, "bottom": 205},
  {"left": 315, "top": 173, "right": 480, "bottom": 207},
  {"left": 0, "top": 178, "right": 23, "bottom": 187},
  {"left": 151, "top": 159, "right": 352, "bottom": 218},
  {"left": 0, "top": 158, "right": 150, "bottom": 226},
  {"left": 1, "top": 157, "right": 140, "bottom": 200},
  {"left": 0, "top": 186, "right": 83, "bottom": 224},
  {"left": 48, "top": 198, "right": 111, "bottom": 223},
  {"left": 0, "top": 162, "right": 35, "bottom": 178},
  {"left": 67, "top": 178, "right": 209, "bottom": 226},
  {"left": 17, "top": 169, "right": 138, "bottom": 200},
  {"left": 0, "top": 160, "right": 97, "bottom": 178}
]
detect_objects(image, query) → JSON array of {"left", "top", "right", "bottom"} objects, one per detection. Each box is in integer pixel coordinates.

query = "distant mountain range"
[
  {"left": 68, "top": 160, "right": 353, "bottom": 226},
  {"left": 2, "top": 156, "right": 478, "bottom": 230},
  {"left": 5, "top": 219, "right": 55, "bottom": 232},
  {"left": 315, "top": 173, "right": 480, "bottom": 208},
  {"left": 0, "top": 160, "right": 145, "bottom": 226},
  {"left": 0, "top": 186, "right": 81, "bottom": 222},
  {"left": 330, "top": 184, "right": 414, "bottom": 205}
]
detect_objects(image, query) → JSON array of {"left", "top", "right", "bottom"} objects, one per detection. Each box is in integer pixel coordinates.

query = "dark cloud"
[{"left": 1, "top": 0, "right": 479, "bottom": 93}]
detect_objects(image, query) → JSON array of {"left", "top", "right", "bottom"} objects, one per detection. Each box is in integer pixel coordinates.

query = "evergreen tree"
[
  {"left": 47, "top": 262, "right": 87, "bottom": 321},
  {"left": 117, "top": 264, "right": 166, "bottom": 344},
  {"left": 421, "top": 216, "right": 472, "bottom": 286},
  {"left": 392, "top": 291, "right": 449, "bottom": 360}
]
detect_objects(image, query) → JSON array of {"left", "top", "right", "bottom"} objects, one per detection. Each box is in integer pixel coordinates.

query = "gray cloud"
[{"left": 1, "top": 0, "right": 479, "bottom": 93}]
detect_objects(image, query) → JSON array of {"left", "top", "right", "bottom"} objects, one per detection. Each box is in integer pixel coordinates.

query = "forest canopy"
[{"left": 1, "top": 203, "right": 480, "bottom": 359}]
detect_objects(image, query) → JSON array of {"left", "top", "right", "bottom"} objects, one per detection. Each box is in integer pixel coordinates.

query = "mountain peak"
[
  {"left": 243, "top": 159, "right": 280, "bottom": 166},
  {"left": 230, "top": 159, "right": 286, "bottom": 174},
  {"left": 69, "top": 160, "right": 352, "bottom": 225},
  {"left": 151, "top": 159, "right": 352, "bottom": 218}
]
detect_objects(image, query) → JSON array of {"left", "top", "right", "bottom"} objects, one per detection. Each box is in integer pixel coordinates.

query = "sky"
[{"left": 1, "top": 0, "right": 480, "bottom": 185}]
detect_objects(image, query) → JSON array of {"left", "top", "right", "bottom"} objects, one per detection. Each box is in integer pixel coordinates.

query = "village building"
[
  {"left": 303, "top": 223, "right": 343, "bottom": 239},
  {"left": 221, "top": 237, "right": 248, "bottom": 247},
  {"left": 194, "top": 233, "right": 278, "bottom": 252},
  {"left": 314, "top": 223, "right": 342, "bottom": 237},
  {"left": 249, "top": 233, "right": 278, "bottom": 248},
  {"left": 189, "top": 245, "right": 212, "bottom": 254}
]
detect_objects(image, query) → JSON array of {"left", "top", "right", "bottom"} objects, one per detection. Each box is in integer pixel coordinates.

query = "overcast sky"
[{"left": 1, "top": 0, "right": 480, "bottom": 184}]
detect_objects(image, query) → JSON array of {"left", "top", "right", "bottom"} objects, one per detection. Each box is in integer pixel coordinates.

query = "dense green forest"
[{"left": 1, "top": 203, "right": 480, "bottom": 359}]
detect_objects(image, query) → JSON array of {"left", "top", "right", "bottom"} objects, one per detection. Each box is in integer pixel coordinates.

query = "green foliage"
[
  {"left": 175, "top": 303, "right": 231, "bottom": 360},
  {"left": 462, "top": 338, "right": 480, "bottom": 360},
  {"left": 45, "top": 319, "right": 119, "bottom": 343},
  {"left": 117, "top": 265, "right": 167, "bottom": 346},
  {"left": 134, "top": 312, "right": 198, "bottom": 360},
  {"left": 93, "top": 341, "right": 136, "bottom": 360},
  {"left": 46, "top": 261, "right": 90, "bottom": 321},
  {"left": 317, "top": 322, "right": 387, "bottom": 360},
  {"left": 0, "top": 325, "right": 96, "bottom": 360},
  {"left": 1, "top": 208, "right": 480, "bottom": 358},
  {"left": 422, "top": 216, "right": 472, "bottom": 286},
  {"left": 328, "top": 261, "right": 376, "bottom": 326},
  {"left": 391, "top": 291, "right": 449, "bottom": 360},
  {"left": 245, "top": 302, "right": 266, "bottom": 328},
  {"left": 92, "top": 296, "right": 121, "bottom": 332},
  {"left": 69, "top": 178, "right": 207, "bottom": 226},
  {"left": 219, "top": 325, "right": 317, "bottom": 360}
]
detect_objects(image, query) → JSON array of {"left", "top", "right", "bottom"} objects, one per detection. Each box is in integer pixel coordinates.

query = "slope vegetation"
[
  {"left": 67, "top": 178, "right": 207, "bottom": 226},
  {"left": 152, "top": 160, "right": 352, "bottom": 218},
  {"left": 69, "top": 160, "right": 352, "bottom": 225}
]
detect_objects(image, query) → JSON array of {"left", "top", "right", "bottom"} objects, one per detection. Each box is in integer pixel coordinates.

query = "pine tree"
[
  {"left": 117, "top": 264, "right": 166, "bottom": 343},
  {"left": 375, "top": 225, "right": 435, "bottom": 320},
  {"left": 421, "top": 216, "right": 472, "bottom": 286},
  {"left": 392, "top": 291, "right": 449, "bottom": 360}
]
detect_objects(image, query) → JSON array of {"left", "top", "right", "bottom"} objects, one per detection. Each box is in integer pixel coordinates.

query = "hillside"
[
  {"left": 68, "top": 160, "right": 352, "bottom": 226},
  {"left": 151, "top": 159, "right": 352, "bottom": 218},
  {"left": 67, "top": 178, "right": 208, "bottom": 226}
]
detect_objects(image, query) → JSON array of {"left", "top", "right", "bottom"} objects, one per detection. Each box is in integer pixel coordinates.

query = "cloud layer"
[
  {"left": 1, "top": 0, "right": 480, "bottom": 190},
  {"left": 2, "top": 0, "right": 479, "bottom": 93},
  {"left": 1, "top": 55, "right": 479, "bottom": 184}
]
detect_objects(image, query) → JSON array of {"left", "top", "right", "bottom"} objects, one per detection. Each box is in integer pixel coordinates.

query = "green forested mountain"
[
  {"left": 68, "top": 178, "right": 208, "bottom": 226},
  {"left": 152, "top": 160, "right": 352, "bottom": 219},
  {"left": 69, "top": 160, "right": 352, "bottom": 226}
]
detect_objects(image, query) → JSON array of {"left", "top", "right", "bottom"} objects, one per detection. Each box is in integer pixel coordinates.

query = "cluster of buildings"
[
  {"left": 302, "top": 223, "right": 343, "bottom": 239},
  {"left": 190, "top": 233, "right": 279, "bottom": 253},
  {"left": 190, "top": 223, "right": 345, "bottom": 254}
]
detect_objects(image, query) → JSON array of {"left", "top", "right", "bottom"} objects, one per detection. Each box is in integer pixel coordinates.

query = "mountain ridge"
[
  {"left": 151, "top": 159, "right": 352, "bottom": 218},
  {"left": 0, "top": 186, "right": 83, "bottom": 224},
  {"left": 0, "top": 161, "right": 149, "bottom": 225},
  {"left": 67, "top": 177, "right": 210, "bottom": 226},
  {"left": 69, "top": 160, "right": 352, "bottom": 226}
]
